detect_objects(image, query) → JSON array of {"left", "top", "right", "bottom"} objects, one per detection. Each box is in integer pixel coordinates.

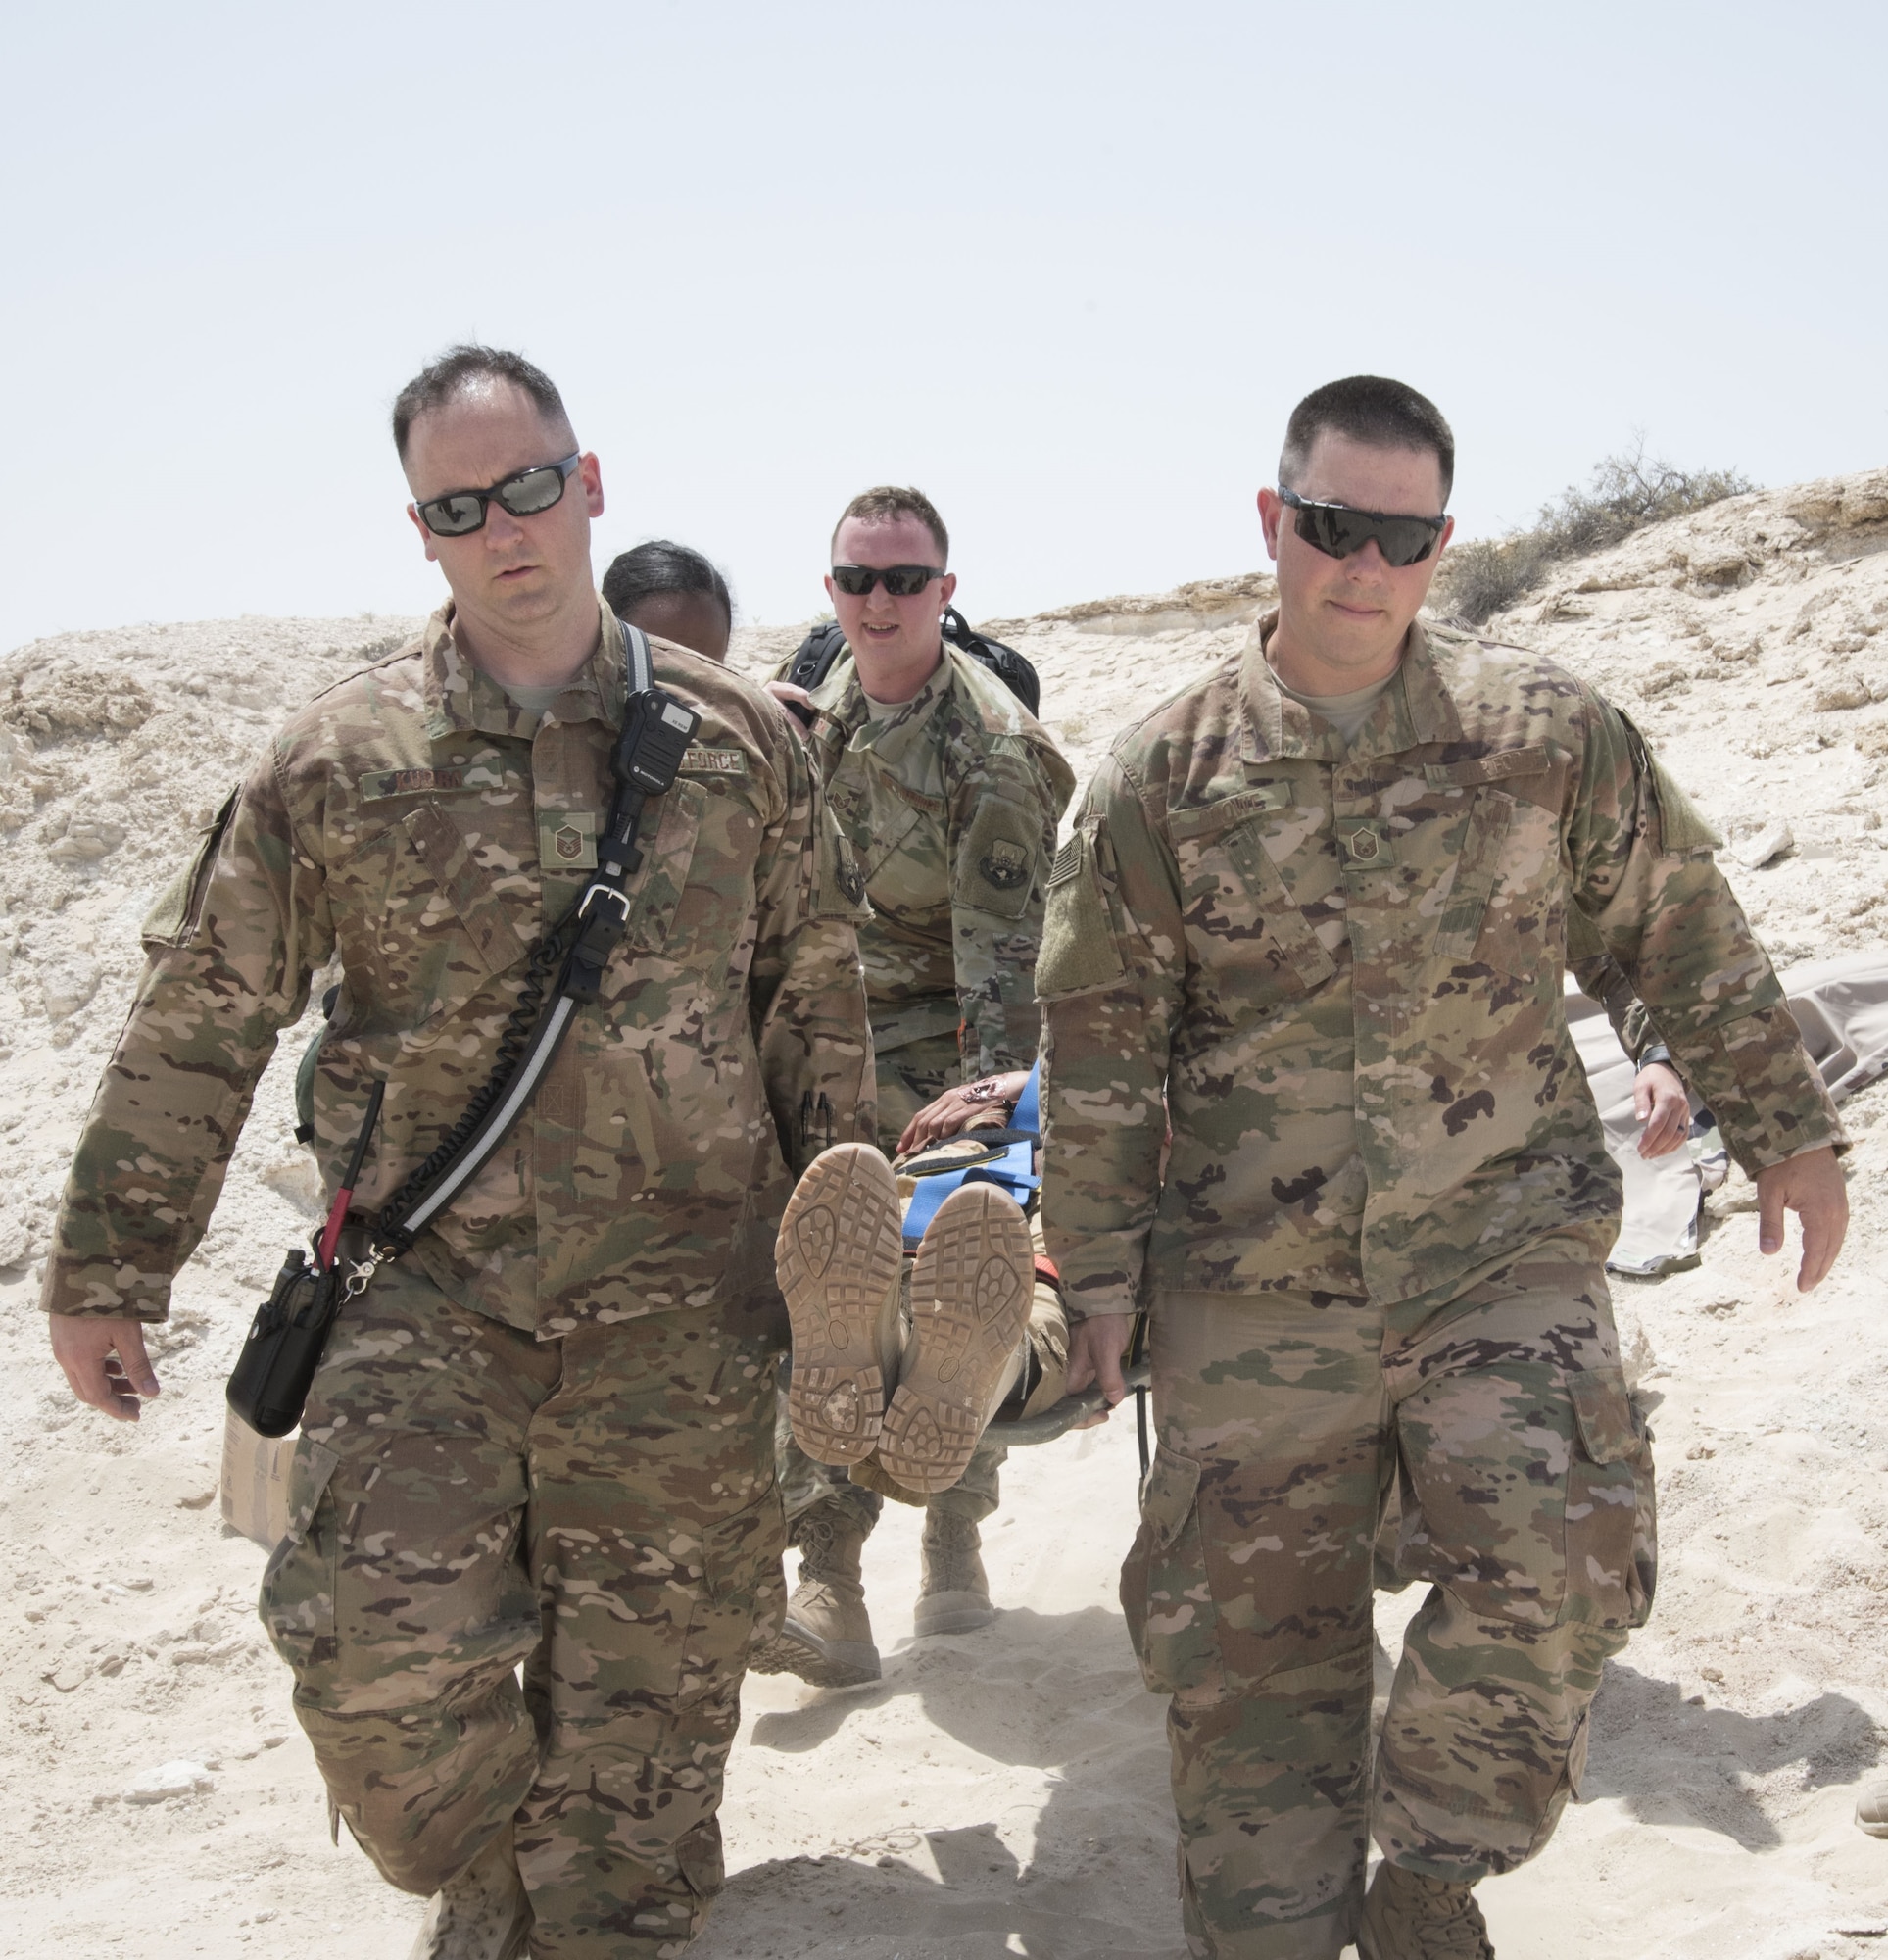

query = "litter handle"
[{"left": 998, "top": 1359, "right": 1152, "bottom": 1446}]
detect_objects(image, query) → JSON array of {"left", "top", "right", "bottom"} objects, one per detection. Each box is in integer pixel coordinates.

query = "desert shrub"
[
  {"left": 1439, "top": 534, "right": 1553, "bottom": 625},
  {"left": 1437, "top": 442, "right": 1753, "bottom": 624}
]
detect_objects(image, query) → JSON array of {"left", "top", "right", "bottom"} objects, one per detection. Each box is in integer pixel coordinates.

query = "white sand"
[{"left": 4, "top": 475, "right": 1887, "bottom": 1957}]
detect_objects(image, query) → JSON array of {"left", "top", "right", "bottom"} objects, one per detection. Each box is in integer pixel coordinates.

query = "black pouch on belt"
[
  {"left": 226, "top": 1080, "right": 384, "bottom": 1439},
  {"left": 226, "top": 1250, "right": 346, "bottom": 1439}
]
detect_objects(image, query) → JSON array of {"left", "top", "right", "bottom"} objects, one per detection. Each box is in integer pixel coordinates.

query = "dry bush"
[{"left": 1438, "top": 442, "right": 1753, "bottom": 625}]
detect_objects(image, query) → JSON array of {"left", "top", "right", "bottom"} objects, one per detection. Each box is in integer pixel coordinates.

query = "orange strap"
[{"left": 1033, "top": 1253, "right": 1061, "bottom": 1285}]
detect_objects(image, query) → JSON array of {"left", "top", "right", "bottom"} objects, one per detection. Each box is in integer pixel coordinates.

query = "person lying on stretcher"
[{"left": 775, "top": 1062, "right": 1121, "bottom": 1509}]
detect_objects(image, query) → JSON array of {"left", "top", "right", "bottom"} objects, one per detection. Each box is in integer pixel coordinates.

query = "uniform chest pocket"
[
  {"left": 622, "top": 779, "right": 708, "bottom": 953},
  {"left": 1430, "top": 787, "right": 1562, "bottom": 977},
  {"left": 1173, "top": 812, "right": 1337, "bottom": 1003},
  {"left": 402, "top": 802, "right": 539, "bottom": 975},
  {"left": 333, "top": 801, "right": 537, "bottom": 1027}
]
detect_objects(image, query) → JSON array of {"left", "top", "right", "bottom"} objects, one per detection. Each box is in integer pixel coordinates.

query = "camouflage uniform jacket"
[
  {"left": 1038, "top": 613, "right": 1844, "bottom": 1318},
  {"left": 44, "top": 600, "right": 876, "bottom": 1336},
  {"left": 786, "top": 643, "right": 1075, "bottom": 1078}
]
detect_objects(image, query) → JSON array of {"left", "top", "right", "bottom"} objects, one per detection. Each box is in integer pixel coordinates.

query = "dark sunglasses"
[
  {"left": 414, "top": 453, "right": 582, "bottom": 538},
  {"left": 1279, "top": 487, "right": 1447, "bottom": 568},
  {"left": 830, "top": 564, "right": 944, "bottom": 598}
]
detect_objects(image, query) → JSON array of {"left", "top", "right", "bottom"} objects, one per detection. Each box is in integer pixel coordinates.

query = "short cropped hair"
[
  {"left": 602, "top": 540, "right": 734, "bottom": 627},
  {"left": 831, "top": 485, "right": 949, "bottom": 565},
  {"left": 1279, "top": 376, "right": 1455, "bottom": 507},
  {"left": 391, "top": 344, "right": 573, "bottom": 461}
]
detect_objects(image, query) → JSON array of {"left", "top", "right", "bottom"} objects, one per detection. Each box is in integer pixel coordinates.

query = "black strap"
[
  {"left": 374, "top": 621, "right": 697, "bottom": 1250},
  {"left": 1129, "top": 1309, "right": 1150, "bottom": 1478},
  {"left": 785, "top": 621, "right": 850, "bottom": 694},
  {"left": 942, "top": 608, "right": 1041, "bottom": 716},
  {"left": 896, "top": 1129, "right": 1038, "bottom": 1179}
]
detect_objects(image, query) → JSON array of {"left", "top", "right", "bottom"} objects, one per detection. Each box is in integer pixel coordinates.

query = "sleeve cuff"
[
  {"left": 1059, "top": 1277, "right": 1141, "bottom": 1323},
  {"left": 39, "top": 1258, "right": 174, "bottom": 1323},
  {"left": 1672, "top": 1005, "right": 1849, "bottom": 1176}
]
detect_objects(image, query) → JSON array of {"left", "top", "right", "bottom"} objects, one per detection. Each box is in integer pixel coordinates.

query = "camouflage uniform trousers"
[
  {"left": 259, "top": 1254, "right": 787, "bottom": 1959},
  {"left": 1123, "top": 1251, "right": 1656, "bottom": 1960},
  {"left": 777, "top": 1184, "right": 1069, "bottom": 1536}
]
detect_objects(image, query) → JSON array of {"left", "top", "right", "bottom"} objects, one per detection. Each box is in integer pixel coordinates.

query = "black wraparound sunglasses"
[
  {"left": 414, "top": 453, "right": 582, "bottom": 537},
  {"left": 830, "top": 564, "right": 945, "bottom": 598},
  {"left": 1279, "top": 487, "right": 1447, "bottom": 568}
]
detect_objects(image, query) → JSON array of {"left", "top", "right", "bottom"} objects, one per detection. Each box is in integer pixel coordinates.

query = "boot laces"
[
  {"left": 1379, "top": 1869, "right": 1493, "bottom": 1960},
  {"left": 793, "top": 1509, "right": 840, "bottom": 1569}
]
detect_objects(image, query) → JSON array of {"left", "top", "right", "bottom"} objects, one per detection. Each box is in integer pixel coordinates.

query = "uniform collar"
[
  {"left": 812, "top": 645, "right": 948, "bottom": 766},
  {"left": 1237, "top": 610, "right": 1461, "bottom": 765},
  {"left": 421, "top": 596, "right": 622, "bottom": 742}
]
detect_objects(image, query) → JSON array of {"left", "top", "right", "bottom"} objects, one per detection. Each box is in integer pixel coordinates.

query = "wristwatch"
[{"left": 964, "top": 1078, "right": 1018, "bottom": 1121}]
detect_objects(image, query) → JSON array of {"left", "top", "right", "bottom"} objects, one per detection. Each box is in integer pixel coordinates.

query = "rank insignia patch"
[{"left": 539, "top": 811, "right": 599, "bottom": 870}]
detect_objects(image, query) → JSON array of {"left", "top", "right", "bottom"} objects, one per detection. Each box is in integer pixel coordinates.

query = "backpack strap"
[
  {"left": 942, "top": 608, "right": 1042, "bottom": 717},
  {"left": 785, "top": 620, "right": 851, "bottom": 695}
]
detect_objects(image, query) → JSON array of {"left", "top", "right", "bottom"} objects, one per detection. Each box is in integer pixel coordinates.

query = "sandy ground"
[{"left": 4, "top": 474, "right": 1888, "bottom": 1959}]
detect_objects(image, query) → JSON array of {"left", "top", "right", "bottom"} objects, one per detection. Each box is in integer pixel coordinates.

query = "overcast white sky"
[{"left": 4, "top": 1, "right": 1883, "bottom": 653}]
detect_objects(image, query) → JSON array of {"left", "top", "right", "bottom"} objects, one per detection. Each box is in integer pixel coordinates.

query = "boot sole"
[
  {"left": 749, "top": 1615, "right": 882, "bottom": 1689},
  {"left": 777, "top": 1145, "right": 904, "bottom": 1466},
  {"left": 913, "top": 1587, "right": 997, "bottom": 1637},
  {"left": 881, "top": 1184, "right": 1032, "bottom": 1495}
]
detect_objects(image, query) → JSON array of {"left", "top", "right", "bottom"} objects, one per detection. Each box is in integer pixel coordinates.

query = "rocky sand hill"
[{"left": 3, "top": 473, "right": 1886, "bottom": 1959}]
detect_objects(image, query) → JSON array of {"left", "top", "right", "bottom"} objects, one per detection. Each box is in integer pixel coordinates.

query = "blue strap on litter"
[
  {"left": 1012, "top": 1061, "right": 1041, "bottom": 1137},
  {"left": 899, "top": 1061, "right": 1041, "bottom": 1249}
]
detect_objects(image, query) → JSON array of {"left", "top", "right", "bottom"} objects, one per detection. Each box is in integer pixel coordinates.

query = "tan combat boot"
[
  {"left": 1857, "top": 1782, "right": 1888, "bottom": 1837},
  {"left": 913, "top": 1505, "right": 996, "bottom": 1637},
  {"left": 880, "top": 1182, "right": 1032, "bottom": 1495},
  {"left": 777, "top": 1145, "right": 905, "bottom": 1468},
  {"left": 1356, "top": 1859, "right": 1493, "bottom": 1960},
  {"left": 750, "top": 1504, "right": 881, "bottom": 1688},
  {"left": 406, "top": 1824, "right": 532, "bottom": 1960}
]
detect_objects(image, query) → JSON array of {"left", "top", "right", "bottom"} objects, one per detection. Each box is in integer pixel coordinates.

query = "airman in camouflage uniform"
[
  {"left": 1043, "top": 377, "right": 1848, "bottom": 1959},
  {"left": 44, "top": 348, "right": 874, "bottom": 1960},
  {"left": 759, "top": 486, "right": 1074, "bottom": 1683}
]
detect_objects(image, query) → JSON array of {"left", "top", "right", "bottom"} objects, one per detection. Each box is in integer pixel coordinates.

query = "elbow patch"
[
  {"left": 142, "top": 782, "right": 240, "bottom": 949},
  {"left": 1036, "top": 830, "right": 1126, "bottom": 998},
  {"left": 1621, "top": 711, "right": 1721, "bottom": 856},
  {"left": 1566, "top": 901, "right": 1608, "bottom": 963},
  {"left": 1647, "top": 753, "right": 1722, "bottom": 854}
]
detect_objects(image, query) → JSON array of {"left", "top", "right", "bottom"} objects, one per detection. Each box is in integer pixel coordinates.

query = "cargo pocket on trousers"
[
  {"left": 1563, "top": 1366, "right": 1656, "bottom": 1631},
  {"left": 677, "top": 1821, "right": 725, "bottom": 1904},
  {"left": 1120, "top": 1446, "right": 1225, "bottom": 1702},
  {"left": 680, "top": 1483, "right": 789, "bottom": 1701},
  {"left": 259, "top": 1438, "right": 340, "bottom": 1671}
]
